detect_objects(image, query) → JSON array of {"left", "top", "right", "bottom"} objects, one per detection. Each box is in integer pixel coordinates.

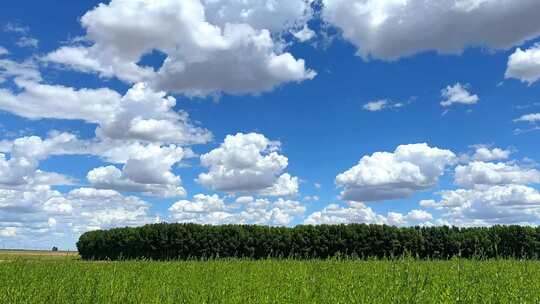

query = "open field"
[
  {"left": 0, "top": 249, "right": 78, "bottom": 257},
  {"left": 1, "top": 255, "right": 540, "bottom": 303}
]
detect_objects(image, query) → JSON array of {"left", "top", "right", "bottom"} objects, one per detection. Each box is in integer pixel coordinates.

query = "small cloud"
[
  {"left": 505, "top": 43, "right": 540, "bottom": 84},
  {"left": 303, "top": 195, "right": 320, "bottom": 202},
  {"left": 16, "top": 36, "right": 39, "bottom": 49},
  {"left": 440, "top": 83, "right": 479, "bottom": 107},
  {"left": 0, "top": 46, "right": 8, "bottom": 56},
  {"left": 292, "top": 25, "right": 315, "bottom": 42},
  {"left": 314, "top": 182, "right": 321, "bottom": 189},
  {"left": 363, "top": 99, "right": 404, "bottom": 112},
  {"left": 3, "top": 22, "right": 29, "bottom": 34},
  {"left": 514, "top": 113, "right": 540, "bottom": 123}
]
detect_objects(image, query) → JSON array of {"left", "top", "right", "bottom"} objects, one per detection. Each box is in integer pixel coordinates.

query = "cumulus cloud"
[
  {"left": 322, "top": 0, "right": 540, "bottom": 60},
  {"left": 87, "top": 144, "right": 188, "bottom": 198},
  {"left": 44, "top": 0, "right": 315, "bottom": 96},
  {"left": 420, "top": 184, "right": 540, "bottom": 226},
  {"left": 0, "top": 46, "right": 8, "bottom": 56},
  {"left": 0, "top": 186, "right": 155, "bottom": 248},
  {"left": 197, "top": 133, "right": 299, "bottom": 196},
  {"left": 0, "top": 133, "right": 196, "bottom": 198},
  {"left": 0, "top": 79, "right": 212, "bottom": 145},
  {"left": 440, "top": 83, "right": 479, "bottom": 107},
  {"left": 471, "top": 146, "right": 511, "bottom": 162},
  {"left": 505, "top": 43, "right": 540, "bottom": 84},
  {"left": 0, "top": 132, "right": 83, "bottom": 188},
  {"left": 304, "top": 201, "right": 432, "bottom": 226},
  {"left": 304, "top": 202, "right": 386, "bottom": 225},
  {"left": 336, "top": 143, "right": 456, "bottom": 202},
  {"left": 455, "top": 161, "right": 540, "bottom": 187},
  {"left": 169, "top": 194, "right": 306, "bottom": 226}
]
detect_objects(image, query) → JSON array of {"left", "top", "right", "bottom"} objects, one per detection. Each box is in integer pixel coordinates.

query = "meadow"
[{"left": 1, "top": 252, "right": 540, "bottom": 304}]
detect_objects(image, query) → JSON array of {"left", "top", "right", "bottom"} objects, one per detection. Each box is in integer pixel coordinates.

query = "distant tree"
[{"left": 52, "top": 246, "right": 58, "bottom": 252}]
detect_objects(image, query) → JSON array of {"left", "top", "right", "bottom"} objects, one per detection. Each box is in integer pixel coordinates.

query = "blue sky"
[{"left": 1, "top": 0, "right": 540, "bottom": 249}]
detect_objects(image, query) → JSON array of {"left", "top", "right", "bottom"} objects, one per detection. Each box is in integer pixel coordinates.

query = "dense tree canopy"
[{"left": 77, "top": 223, "right": 540, "bottom": 260}]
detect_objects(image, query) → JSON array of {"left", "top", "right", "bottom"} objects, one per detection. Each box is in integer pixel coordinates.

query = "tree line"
[{"left": 77, "top": 223, "right": 540, "bottom": 260}]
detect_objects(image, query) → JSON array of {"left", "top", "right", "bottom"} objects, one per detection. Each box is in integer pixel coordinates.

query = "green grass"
[{"left": 1, "top": 256, "right": 539, "bottom": 303}]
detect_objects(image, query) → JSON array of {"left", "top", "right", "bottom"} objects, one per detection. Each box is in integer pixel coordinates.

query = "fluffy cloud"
[
  {"left": 0, "top": 47, "right": 8, "bottom": 56},
  {"left": 0, "top": 79, "right": 212, "bottom": 145},
  {"left": 0, "top": 133, "right": 195, "bottom": 198},
  {"left": 0, "top": 133, "right": 83, "bottom": 188},
  {"left": 0, "top": 58, "right": 41, "bottom": 84},
  {"left": 420, "top": 184, "right": 540, "bottom": 225},
  {"left": 471, "top": 146, "right": 511, "bottom": 162},
  {"left": 201, "top": 0, "right": 312, "bottom": 31},
  {"left": 322, "top": 0, "right": 540, "bottom": 60},
  {"left": 0, "top": 186, "right": 155, "bottom": 248},
  {"left": 505, "top": 43, "right": 540, "bottom": 84},
  {"left": 304, "top": 201, "right": 432, "bottom": 226},
  {"left": 45, "top": 0, "right": 315, "bottom": 96},
  {"left": 336, "top": 143, "right": 456, "bottom": 202},
  {"left": 87, "top": 143, "right": 188, "bottom": 198},
  {"left": 304, "top": 202, "right": 386, "bottom": 225},
  {"left": 197, "top": 133, "right": 299, "bottom": 196},
  {"left": 168, "top": 194, "right": 306, "bottom": 225},
  {"left": 455, "top": 161, "right": 540, "bottom": 187},
  {"left": 363, "top": 99, "right": 404, "bottom": 112},
  {"left": 440, "top": 83, "right": 479, "bottom": 107}
]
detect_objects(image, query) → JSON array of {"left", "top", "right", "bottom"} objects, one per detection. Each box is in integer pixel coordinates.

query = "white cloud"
[
  {"left": 16, "top": 37, "right": 39, "bottom": 49},
  {"left": 170, "top": 194, "right": 226, "bottom": 213},
  {"left": 471, "top": 146, "right": 511, "bottom": 162},
  {"left": 0, "top": 185, "right": 156, "bottom": 248},
  {"left": 201, "top": 0, "right": 312, "bottom": 31},
  {"left": 0, "top": 226, "right": 17, "bottom": 237},
  {"left": 197, "top": 133, "right": 299, "bottom": 196},
  {"left": 0, "top": 133, "right": 197, "bottom": 198},
  {"left": 87, "top": 144, "right": 188, "bottom": 198},
  {"left": 363, "top": 100, "right": 388, "bottom": 112},
  {"left": 304, "top": 201, "right": 433, "bottom": 226},
  {"left": 0, "top": 58, "right": 41, "bottom": 84},
  {"left": 45, "top": 0, "right": 315, "bottom": 96},
  {"left": 455, "top": 161, "right": 540, "bottom": 187},
  {"left": 0, "top": 133, "right": 83, "bottom": 188},
  {"left": 336, "top": 143, "right": 456, "bottom": 202},
  {"left": 440, "top": 83, "right": 479, "bottom": 107},
  {"left": 514, "top": 113, "right": 540, "bottom": 123},
  {"left": 505, "top": 43, "right": 540, "bottom": 84},
  {"left": 169, "top": 194, "right": 306, "bottom": 226},
  {"left": 322, "top": 0, "right": 540, "bottom": 60},
  {"left": 421, "top": 184, "right": 540, "bottom": 225},
  {"left": 3, "top": 22, "right": 29, "bottom": 34},
  {"left": 363, "top": 99, "right": 403, "bottom": 112},
  {"left": 0, "top": 79, "right": 212, "bottom": 145},
  {"left": 304, "top": 202, "right": 386, "bottom": 225},
  {"left": 292, "top": 25, "right": 316, "bottom": 42},
  {"left": 0, "top": 47, "right": 8, "bottom": 56},
  {"left": 303, "top": 195, "right": 319, "bottom": 202}
]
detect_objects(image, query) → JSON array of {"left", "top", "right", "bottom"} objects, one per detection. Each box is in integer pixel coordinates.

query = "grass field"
[{"left": 1, "top": 253, "right": 539, "bottom": 303}]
